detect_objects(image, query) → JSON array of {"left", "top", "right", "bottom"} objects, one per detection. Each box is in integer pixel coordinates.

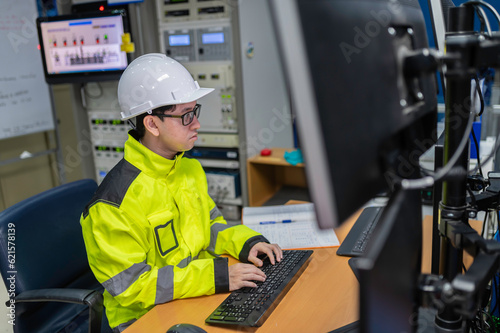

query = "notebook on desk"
[{"left": 242, "top": 203, "right": 339, "bottom": 249}]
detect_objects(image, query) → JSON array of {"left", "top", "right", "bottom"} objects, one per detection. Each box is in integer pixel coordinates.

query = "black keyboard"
[
  {"left": 337, "top": 206, "right": 383, "bottom": 257},
  {"left": 205, "top": 249, "right": 313, "bottom": 327}
]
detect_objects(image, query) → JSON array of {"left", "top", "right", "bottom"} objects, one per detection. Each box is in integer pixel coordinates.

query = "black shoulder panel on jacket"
[{"left": 82, "top": 159, "right": 141, "bottom": 218}]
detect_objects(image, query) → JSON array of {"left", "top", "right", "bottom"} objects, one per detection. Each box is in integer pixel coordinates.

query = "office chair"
[{"left": 0, "top": 179, "right": 111, "bottom": 333}]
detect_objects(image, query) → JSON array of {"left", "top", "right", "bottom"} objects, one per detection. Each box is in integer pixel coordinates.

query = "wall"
[
  {"left": 0, "top": 83, "right": 94, "bottom": 209},
  {"left": 237, "top": 0, "right": 294, "bottom": 159}
]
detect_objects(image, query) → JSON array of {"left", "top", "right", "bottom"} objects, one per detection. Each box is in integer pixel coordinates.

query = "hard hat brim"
[
  {"left": 121, "top": 87, "right": 214, "bottom": 120},
  {"left": 184, "top": 87, "right": 214, "bottom": 105}
]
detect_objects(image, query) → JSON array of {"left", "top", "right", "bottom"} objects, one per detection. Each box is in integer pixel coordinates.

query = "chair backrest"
[{"left": 0, "top": 179, "right": 98, "bottom": 294}]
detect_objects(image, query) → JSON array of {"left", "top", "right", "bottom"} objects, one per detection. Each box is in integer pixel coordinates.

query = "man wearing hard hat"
[{"left": 80, "top": 53, "right": 282, "bottom": 332}]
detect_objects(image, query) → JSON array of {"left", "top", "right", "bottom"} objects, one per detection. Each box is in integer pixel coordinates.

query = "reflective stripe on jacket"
[{"left": 81, "top": 131, "right": 266, "bottom": 330}]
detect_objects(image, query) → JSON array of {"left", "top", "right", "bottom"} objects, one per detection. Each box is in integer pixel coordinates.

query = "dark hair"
[{"left": 135, "top": 104, "right": 176, "bottom": 138}]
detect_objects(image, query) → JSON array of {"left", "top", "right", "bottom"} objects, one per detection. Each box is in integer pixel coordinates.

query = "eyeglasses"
[{"left": 152, "top": 104, "right": 201, "bottom": 126}]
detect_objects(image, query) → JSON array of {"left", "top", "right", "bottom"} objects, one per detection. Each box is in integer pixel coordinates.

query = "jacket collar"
[{"left": 124, "top": 130, "right": 184, "bottom": 178}]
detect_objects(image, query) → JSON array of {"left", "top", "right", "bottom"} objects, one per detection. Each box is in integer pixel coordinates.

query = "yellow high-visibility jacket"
[{"left": 81, "top": 131, "right": 267, "bottom": 332}]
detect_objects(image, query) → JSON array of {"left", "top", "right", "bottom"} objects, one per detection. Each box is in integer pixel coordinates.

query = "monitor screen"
[{"left": 36, "top": 10, "right": 129, "bottom": 84}]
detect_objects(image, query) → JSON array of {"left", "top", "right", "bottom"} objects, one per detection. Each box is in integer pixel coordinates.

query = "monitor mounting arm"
[
  {"left": 467, "top": 172, "right": 500, "bottom": 217},
  {"left": 419, "top": 251, "right": 500, "bottom": 320},
  {"left": 419, "top": 174, "right": 500, "bottom": 321}
]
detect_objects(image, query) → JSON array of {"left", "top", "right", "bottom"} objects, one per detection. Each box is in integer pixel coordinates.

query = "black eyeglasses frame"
[{"left": 152, "top": 104, "right": 201, "bottom": 126}]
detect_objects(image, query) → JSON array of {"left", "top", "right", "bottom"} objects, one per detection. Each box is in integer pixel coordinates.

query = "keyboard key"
[{"left": 210, "top": 315, "right": 224, "bottom": 320}]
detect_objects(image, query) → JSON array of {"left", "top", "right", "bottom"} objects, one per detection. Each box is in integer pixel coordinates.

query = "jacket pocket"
[{"left": 148, "top": 210, "right": 178, "bottom": 256}]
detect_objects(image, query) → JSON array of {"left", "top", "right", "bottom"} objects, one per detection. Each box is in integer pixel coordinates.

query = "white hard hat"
[{"left": 118, "top": 53, "right": 214, "bottom": 120}]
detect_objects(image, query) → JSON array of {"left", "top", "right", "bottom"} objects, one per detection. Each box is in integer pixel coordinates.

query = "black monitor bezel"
[{"left": 36, "top": 9, "right": 130, "bottom": 85}]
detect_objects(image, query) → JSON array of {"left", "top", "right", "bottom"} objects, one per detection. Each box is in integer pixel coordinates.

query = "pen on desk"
[{"left": 259, "top": 219, "right": 294, "bottom": 224}]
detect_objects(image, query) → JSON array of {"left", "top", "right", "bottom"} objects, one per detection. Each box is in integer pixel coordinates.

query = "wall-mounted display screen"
[
  {"left": 169, "top": 34, "right": 191, "bottom": 46},
  {"left": 36, "top": 9, "right": 129, "bottom": 84},
  {"left": 202, "top": 32, "right": 224, "bottom": 44}
]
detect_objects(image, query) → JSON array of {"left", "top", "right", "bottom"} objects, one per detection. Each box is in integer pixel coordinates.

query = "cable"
[
  {"left": 480, "top": 310, "right": 486, "bottom": 332},
  {"left": 492, "top": 273, "right": 500, "bottom": 315},
  {"left": 483, "top": 310, "right": 494, "bottom": 330},
  {"left": 471, "top": 126, "right": 484, "bottom": 178},
  {"left": 400, "top": 108, "right": 475, "bottom": 190},
  {"left": 474, "top": 5, "right": 492, "bottom": 37},
  {"left": 473, "top": 75, "right": 485, "bottom": 117},
  {"left": 470, "top": 75, "right": 483, "bottom": 178},
  {"left": 405, "top": 101, "right": 500, "bottom": 191},
  {"left": 463, "top": 1, "right": 500, "bottom": 25},
  {"left": 482, "top": 211, "right": 489, "bottom": 238},
  {"left": 467, "top": 183, "right": 478, "bottom": 209},
  {"left": 479, "top": 309, "right": 493, "bottom": 332},
  {"left": 468, "top": 127, "right": 500, "bottom": 176},
  {"left": 483, "top": 310, "right": 494, "bottom": 332}
]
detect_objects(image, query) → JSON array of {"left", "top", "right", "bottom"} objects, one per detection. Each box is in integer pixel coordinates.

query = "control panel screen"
[
  {"left": 169, "top": 34, "right": 191, "bottom": 46},
  {"left": 202, "top": 32, "right": 224, "bottom": 44}
]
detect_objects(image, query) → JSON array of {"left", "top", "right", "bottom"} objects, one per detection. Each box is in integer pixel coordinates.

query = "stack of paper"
[{"left": 242, "top": 203, "right": 339, "bottom": 249}]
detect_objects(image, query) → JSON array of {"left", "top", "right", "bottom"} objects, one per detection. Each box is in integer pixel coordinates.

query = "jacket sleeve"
[
  {"left": 81, "top": 203, "right": 228, "bottom": 311},
  {"left": 205, "top": 197, "right": 269, "bottom": 263}
]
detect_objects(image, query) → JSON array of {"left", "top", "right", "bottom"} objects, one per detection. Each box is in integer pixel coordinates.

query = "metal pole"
[{"left": 436, "top": 5, "right": 475, "bottom": 332}]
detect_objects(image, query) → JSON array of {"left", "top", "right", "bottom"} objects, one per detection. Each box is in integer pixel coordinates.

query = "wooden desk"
[
  {"left": 124, "top": 212, "right": 360, "bottom": 333},
  {"left": 124, "top": 213, "right": 483, "bottom": 333}
]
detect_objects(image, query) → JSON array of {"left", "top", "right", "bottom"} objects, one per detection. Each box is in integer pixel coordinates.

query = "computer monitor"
[
  {"left": 36, "top": 9, "right": 130, "bottom": 84},
  {"left": 269, "top": 0, "right": 437, "bottom": 331},
  {"left": 269, "top": 0, "right": 437, "bottom": 230}
]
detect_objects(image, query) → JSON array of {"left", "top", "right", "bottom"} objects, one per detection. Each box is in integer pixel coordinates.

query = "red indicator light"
[{"left": 99, "top": 5, "right": 105, "bottom": 11}]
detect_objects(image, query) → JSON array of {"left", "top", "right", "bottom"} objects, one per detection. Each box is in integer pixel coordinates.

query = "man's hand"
[
  {"left": 228, "top": 263, "right": 266, "bottom": 291},
  {"left": 248, "top": 242, "right": 283, "bottom": 267}
]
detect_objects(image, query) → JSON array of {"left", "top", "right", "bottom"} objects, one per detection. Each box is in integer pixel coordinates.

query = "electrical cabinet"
[{"left": 156, "top": 0, "right": 243, "bottom": 223}]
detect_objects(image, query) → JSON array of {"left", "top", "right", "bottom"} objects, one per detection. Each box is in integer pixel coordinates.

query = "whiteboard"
[{"left": 0, "top": 0, "right": 54, "bottom": 140}]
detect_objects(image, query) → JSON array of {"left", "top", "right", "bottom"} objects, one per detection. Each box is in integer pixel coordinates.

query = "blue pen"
[{"left": 259, "top": 219, "right": 294, "bottom": 225}]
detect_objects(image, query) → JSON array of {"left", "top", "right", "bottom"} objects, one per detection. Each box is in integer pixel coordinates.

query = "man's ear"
[{"left": 143, "top": 115, "right": 160, "bottom": 137}]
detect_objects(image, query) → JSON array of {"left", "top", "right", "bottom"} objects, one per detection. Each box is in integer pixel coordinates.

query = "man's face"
[{"left": 155, "top": 101, "right": 200, "bottom": 158}]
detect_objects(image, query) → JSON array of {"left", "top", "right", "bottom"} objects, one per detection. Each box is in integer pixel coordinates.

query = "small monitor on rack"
[{"left": 36, "top": 9, "right": 130, "bottom": 84}]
